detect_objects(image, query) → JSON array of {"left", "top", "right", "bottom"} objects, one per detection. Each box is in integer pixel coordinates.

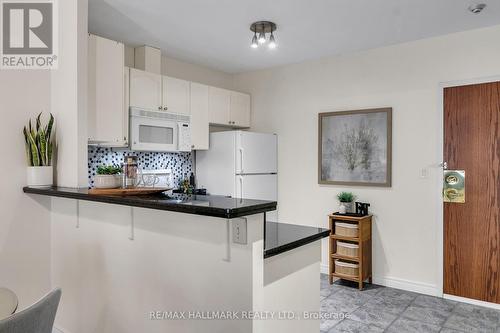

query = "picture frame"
[{"left": 318, "top": 108, "right": 392, "bottom": 187}]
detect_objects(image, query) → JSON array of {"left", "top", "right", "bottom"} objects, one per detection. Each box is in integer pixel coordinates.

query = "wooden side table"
[{"left": 329, "top": 214, "right": 372, "bottom": 290}]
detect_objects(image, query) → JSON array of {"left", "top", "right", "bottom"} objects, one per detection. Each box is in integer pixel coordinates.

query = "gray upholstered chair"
[{"left": 0, "top": 289, "right": 61, "bottom": 333}]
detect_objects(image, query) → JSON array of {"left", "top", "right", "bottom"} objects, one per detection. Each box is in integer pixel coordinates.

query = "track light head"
[
  {"left": 268, "top": 33, "right": 276, "bottom": 49},
  {"left": 251, "top": 34, "right": 258, "bottom": 48}
]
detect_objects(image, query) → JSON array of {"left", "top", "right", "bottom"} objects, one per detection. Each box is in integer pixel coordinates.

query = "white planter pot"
[
  {"left": 94, "top": 175, "right": 122, "bottom": 189},
  {"left": 339, "top": 202, "right": 354, "bottom": 214},
  {"left": 27, "top": 166, "right": 53, "bottom": 186}
]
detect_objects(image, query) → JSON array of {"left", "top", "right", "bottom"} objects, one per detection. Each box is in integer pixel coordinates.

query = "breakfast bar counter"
[{"left": 24, "top": 186, "right": 324, "bottom": 333}]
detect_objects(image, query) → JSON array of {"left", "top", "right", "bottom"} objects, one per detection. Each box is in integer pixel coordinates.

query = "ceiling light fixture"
[
  {"left": 468, "top": 3, "right": 486, "bottom": 14},
  {"left": 250, "top": 21, "right": 277, "bottom": 49}
]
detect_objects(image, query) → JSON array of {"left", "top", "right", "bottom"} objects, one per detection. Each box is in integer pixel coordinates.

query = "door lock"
[{"left": 443, "top": 170, "right": 465, "bottom": 203}]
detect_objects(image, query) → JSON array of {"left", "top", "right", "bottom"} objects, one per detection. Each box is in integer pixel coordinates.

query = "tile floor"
[{"left": 320, "top": 274, "right": 500, "bottom": 333}]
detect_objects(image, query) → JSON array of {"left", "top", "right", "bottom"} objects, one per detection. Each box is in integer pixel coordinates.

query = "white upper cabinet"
[
  {"left": 208, "top": 87, "right": 251, "bottom": 128},
  {"left": 190, "top": 82, "right": 209, "bottom": 150},
  {"left": 230, "top": 91, "right": 251, "bottom": 128},
  {"left": 87, "top": 34, "right": 128, "bottom": 146},
  {"left": 129, "top": 68, "right": 162, "bottom": 111},
  {"left": 162, "top": 76, "right": 190, "bottom": 114},
  {"left": 208, "top": 86, "right": 231, "bottom": 125}
]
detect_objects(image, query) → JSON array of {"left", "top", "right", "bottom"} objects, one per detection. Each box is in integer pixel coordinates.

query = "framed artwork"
[{"left": 318, "top": 108, "right": 392, "bottom": 187}]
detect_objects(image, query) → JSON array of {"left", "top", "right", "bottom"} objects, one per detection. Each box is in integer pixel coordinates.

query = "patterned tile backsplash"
[{"left": 88, "top": 146, "right": 192, "bottom": 188}]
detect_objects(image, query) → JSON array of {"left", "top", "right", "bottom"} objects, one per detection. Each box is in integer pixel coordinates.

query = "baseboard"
[
  {"left": 444, "top": 294, "right": 500, "bottom": 310},
  {"left": 371, "top": 276, "right": 439, "bottom": 296},
  {"left": 321, "top": 264, "right": 439, "bottom": 297}
]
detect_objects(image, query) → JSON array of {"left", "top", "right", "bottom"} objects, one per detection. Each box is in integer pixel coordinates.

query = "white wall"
[
  {"left": 233, "top": 24, "right": 500, "bottom": 294},
  {"left": 0, "top": 0, "right": 88, "bottom": 313},
  {"left": 0, "top": 70, "right": 52, "bottom": 308},
  {"left": 124, "top": 45, "right": 234, "bottom": 90},
  {"left": 162, "top": 56, "right": 234, "bottom": 90}
]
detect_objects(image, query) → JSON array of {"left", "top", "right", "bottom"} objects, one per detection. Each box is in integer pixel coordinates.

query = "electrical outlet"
[{"left": 232, "top": 218, "right": 247, "bottom": 245}]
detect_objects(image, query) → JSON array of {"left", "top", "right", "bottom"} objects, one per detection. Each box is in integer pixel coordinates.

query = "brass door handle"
[{"left": 444, "top": 188, "right": 459, "bottom": 200}]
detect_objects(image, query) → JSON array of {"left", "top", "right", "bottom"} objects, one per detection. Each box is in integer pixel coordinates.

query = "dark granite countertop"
[
  {"left": 264, "top": 221, "right": 330, "bottom": 259},
  {"left": 23, "top": 187, "right": 327, "bottom": 258},
  {"left": 23, "top": 186, "right": 276, "bottom": 219}
]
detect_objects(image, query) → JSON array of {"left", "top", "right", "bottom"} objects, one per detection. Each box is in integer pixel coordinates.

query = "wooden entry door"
[{"left": 444, "top": 81, "right": 500, "bottom": 303}]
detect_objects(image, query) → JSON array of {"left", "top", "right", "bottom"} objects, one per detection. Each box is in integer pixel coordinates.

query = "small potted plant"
[
  {"left": 337, "top": 192, "right": 356, "bottom": 214},
  {"left": 24, "top": 113, "right": 54, "bottom": 186},
  {"left": 94, "top": 165, "right": 122, "bottom": 189},
  {"left": 179, "top": 177, "right": 194, "bottom": 194}
]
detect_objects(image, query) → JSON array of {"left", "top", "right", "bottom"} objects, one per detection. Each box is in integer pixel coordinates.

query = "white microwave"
[{"left": 130, "top": 107, "right": 191, "bottom": 152}]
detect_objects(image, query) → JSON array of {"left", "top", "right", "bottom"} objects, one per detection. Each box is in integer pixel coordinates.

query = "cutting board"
[{"left": 88, "top": 187, "right": 170, "bottom": 196}]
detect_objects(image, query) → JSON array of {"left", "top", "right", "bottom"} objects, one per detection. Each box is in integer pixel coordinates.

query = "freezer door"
[
  {"left": 235, "top": 174, "right": 278, "bottom": 221},
  {"left": 236, "top": 131, "right": 277, "bottom": 174}
]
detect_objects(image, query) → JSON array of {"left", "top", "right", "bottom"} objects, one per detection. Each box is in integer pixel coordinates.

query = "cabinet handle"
[
  {"left": 191, "top": 145, "right": 195, "bottom": 149},
  {"left": 158, "top": 106, "right": 162, "bottom": 110},
  {"left": 164, "top": 107, "right": 168, "bottom": 110}
]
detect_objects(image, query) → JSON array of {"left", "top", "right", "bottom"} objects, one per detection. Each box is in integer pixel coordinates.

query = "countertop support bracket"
[
  {"left": 129, "top": 207, "right": 135, "bottom": 241},
  {"left": 76, "top": 200, "right": 80, "bottom": 229},
  {"left": 223, "top": 219, "right": 231, "bottom": 262}
]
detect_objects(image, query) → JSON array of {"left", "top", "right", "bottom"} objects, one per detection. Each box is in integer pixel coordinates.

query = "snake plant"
[{"left": 23, "top": 113, "right": 54, "bottom": 167}]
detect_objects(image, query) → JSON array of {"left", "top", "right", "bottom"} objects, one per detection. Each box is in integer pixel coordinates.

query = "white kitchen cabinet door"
[
  {"left": 162, "top": 76, "right": 190, "bottom": 115},
  {"left": 129, "top": 68, "right": 162, "bottom": 111},
  {"left": 189, "top": 82, "right": 209, "bottom": 150},
  {"left": 230, "top": 91, "right": 251, "bottom": 128},
  {"left": 208, "top": 86, "right": 231, "bottom": 125},
  {"left": 87, "top": 34, "right": 127, "bottom": 146}
]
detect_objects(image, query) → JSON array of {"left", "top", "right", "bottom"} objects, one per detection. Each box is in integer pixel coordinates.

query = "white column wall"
[{"left": 50, "top": 0, "right": 88, "bottom": 188}]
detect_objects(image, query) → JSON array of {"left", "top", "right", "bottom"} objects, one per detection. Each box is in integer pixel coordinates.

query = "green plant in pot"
[
  {"left": 94, "top": 165, "right": 122, "bottom": 189},
  {"left": 337, "top": 191, "right": 356, "bottom": 214},
  {"left": 179, "top": 177, "right": 193, "bottom": 195},
  {"left": 23, "top": 113, "right": 54, "bottom": 186}
]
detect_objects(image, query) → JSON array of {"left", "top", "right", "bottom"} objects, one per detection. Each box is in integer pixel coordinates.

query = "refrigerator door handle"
[
  {"left": 239, "top": 148, "right": 244, "bottom": 173},
  {"left": 239, "top": 176, "right": 243, "bottom": 199}
]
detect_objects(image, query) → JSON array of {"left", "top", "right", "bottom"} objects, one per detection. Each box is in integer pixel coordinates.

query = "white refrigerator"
[{"left": 196, "top": 131, "right": 278, "bottom": 221}]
